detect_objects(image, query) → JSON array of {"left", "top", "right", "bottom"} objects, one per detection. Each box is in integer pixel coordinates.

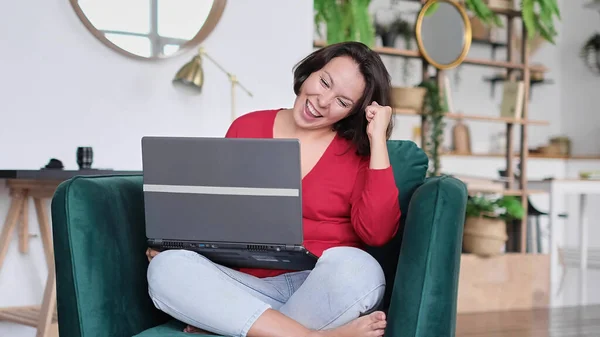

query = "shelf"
[
  {"left": 472, "top": 38, "right": 507, "bottom": 49},
  {"left": 393, "top": 109, "right": 549, "bottom": 125},
  {"left": 442, "top": 152, "right": 600, "bottom": 160},
  {"left": 400, "top": 0, "right": 522, "bottom": 15},
  {"left": 483, "top": 76, "right": 554, "bottom": 99},
  {"left": 472, "top": 38, "right": 507, "bottom": 60},
  {"left": 467, "top": 188, "right": 546, "bottom": 196},
  {"left": 313, "top": 41, "right": 547, "bottom": 72},
  {"left": 488, "top": 7, "right": 521, "bottom": 17}
]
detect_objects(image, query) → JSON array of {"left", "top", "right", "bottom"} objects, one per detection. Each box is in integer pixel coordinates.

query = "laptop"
[{"left": 141, "top": 136, "right": 318, "bottom": 271}]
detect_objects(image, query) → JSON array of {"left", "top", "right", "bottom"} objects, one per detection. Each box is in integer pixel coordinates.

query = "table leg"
[
  {"left": 34, "top": 198, "right": 54, "bottom": 269},
  {"left": 549, "top": 183, "right": 561, "bottom": 307},
  {"left": 0, "top": 182, "right": 58, "bottom": 336},
  {"left": 0, "top": 193, "right": 25, "bottom": 273},
  {"left": 578, "top": 194, "right": 588, "bottom": 306},
  {"left": 19, "top": 193, "right": 29, "bottom": 254},
  {"left": 35, "top": 261, "right": 56, "bottom": 337}
]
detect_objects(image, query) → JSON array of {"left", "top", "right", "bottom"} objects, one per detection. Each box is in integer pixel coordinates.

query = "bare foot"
[
  {"left": 312, "top": 311, "right": 387, "bottom": 337},
  {"left": 183, "top": 325, "right": 215, "bottom": 335}
]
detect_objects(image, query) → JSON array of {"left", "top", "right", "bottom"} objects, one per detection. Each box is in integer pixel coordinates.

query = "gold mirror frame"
[
  {"left": 69, "top": 0, "right": 227, "bottom": 61},
  {"left": 415, "top": 0, "right": 472, "bottom": 70}
]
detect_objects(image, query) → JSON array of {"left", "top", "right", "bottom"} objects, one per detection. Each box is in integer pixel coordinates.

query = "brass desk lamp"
[{"left": 173, "top": 47, "right": 253, "bottom": 121}]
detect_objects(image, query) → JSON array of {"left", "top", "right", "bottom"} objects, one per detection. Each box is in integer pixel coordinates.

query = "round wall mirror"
[
  {"left": 415, "top": 0, "right": 472, "bottom": 69},
  {"left": 70, "top": 0, "right": 227, "bottom": 60}
]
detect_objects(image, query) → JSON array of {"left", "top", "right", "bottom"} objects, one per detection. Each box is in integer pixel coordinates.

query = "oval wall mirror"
[
  {"left": 415, "top": 0, "right": 472, "bottom": 69},
  {"left": 70, "top": 0, "right": 227, "bottom": 60}
]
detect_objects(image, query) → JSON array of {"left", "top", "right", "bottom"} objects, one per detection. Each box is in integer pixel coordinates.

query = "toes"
[
  {"left": 183, "top": 325, "right": 201, "bottom": 334},
  {"left": 370, "top": 319, "right": 387, "bottom": 330},
  {"left": 368, "top": 329, "right": 386, "bottom": 337},
  {"left": 368, "top": 311, "right": 386, "bottom": 322}
]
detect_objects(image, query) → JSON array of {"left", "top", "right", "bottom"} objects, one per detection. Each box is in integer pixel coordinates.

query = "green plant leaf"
[
  {"left": 466, "top": 0, "right": 502, "bottom": 27},
  {"left": 466, "top": 195, "right": 525, "bottom": 221},
  {"left": 520, "top": 0, "right": 560, "bottom": 44},
  {"left": 418, "top": 79, "right": 446, "bottom": 176},
  {"left": 314, "top": 0, "right": 375, "bottom": 46},
  {"left": 425, "top": 2, "right": 440, "bottom": 16}
]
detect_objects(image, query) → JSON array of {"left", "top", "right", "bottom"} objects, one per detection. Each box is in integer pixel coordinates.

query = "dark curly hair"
[{"left": 292, "top": 41, "right": 393, "bottom": 156}]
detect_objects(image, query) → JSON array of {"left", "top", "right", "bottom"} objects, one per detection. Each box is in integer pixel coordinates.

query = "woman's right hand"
[{"left": 146, "top": 247, "right": 160, "bottom": 262}]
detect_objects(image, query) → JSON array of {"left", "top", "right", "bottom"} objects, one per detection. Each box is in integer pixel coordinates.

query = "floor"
[
  {"left": 3, "top": 306, "right": 600, "bottom": 336},
  {"left": 456, "top": 305, "right": 600, "bottom": 337}
]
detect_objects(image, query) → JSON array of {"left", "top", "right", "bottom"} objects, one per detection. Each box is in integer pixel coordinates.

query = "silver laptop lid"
[{"left": 141, "top": 136, "right": 303, "bottom": 245}]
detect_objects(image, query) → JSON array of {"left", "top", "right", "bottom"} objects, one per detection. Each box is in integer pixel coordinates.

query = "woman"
[{"left": 146, "top": 41, "right": 401, "bottom": 337}]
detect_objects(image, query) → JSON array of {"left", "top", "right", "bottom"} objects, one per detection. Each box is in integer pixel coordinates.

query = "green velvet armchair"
[{"left": 50, "top": 140, "right": 467, "bottom": 337}]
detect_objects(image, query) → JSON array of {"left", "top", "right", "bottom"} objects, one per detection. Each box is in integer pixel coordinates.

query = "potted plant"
[
  {"left": 374, "top": 12, "right": 415, "bottom": 83},
  {"left": 314, "top": 0, "right": 375, "bottom": 47},
  {"left": 374, "top": 11, "right": 414, "bottom": 48},
  {"left": 463, "top": 194, "right": 524, "bottom": 257}
]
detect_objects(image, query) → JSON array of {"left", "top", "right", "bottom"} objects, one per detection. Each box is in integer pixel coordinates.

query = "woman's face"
[{"left": 292, "top": 56, "right": 366, "bottom": 131}]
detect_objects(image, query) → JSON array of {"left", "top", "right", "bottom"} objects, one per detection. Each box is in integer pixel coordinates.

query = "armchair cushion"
[{"left": 132, "top": 320, "right": 192, "bottom": 336}]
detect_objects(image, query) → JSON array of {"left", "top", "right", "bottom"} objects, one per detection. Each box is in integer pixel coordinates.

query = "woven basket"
[
  {"left": 463, "top": 217, "right": 508, "bottom": 257},
  {"left": 391, "top": 87, "right": 427, "bottom": 111}
]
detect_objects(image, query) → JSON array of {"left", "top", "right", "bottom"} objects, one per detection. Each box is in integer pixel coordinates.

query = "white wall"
[
  {"left": 0, "top": 0, "right": 313, "bottom": 336},
  {"left": 1, "top": 0, "right": 599, "bottom": 335},
  {"left": 560, "top": 0, "right": 600, "bottom": 156}
]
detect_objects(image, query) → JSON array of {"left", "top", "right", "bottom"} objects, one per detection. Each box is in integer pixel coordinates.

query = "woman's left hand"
[{"left": 366, "top": 101, "right": 393, "bottom": 142}]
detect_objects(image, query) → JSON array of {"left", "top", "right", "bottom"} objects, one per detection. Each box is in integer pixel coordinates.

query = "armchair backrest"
[
  {"left": 366, "top": 140, "right": 429, "bottom": 310},
  {"left": 385, "top": 140, "right": 429, "bottom": 216}
]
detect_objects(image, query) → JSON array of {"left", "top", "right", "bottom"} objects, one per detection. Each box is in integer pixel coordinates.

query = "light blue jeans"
[{"left": 147, "top": 246, "right": 386, "bottom": 337}]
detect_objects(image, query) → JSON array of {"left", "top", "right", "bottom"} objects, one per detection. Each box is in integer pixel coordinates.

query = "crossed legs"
[{"left": 147, "top": 246, "right": 386, "bottom": 337}]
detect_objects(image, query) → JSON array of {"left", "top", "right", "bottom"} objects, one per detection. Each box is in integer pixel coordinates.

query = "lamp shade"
[{"left": 172, "top": 55, "right": 204, "bottom": 93}]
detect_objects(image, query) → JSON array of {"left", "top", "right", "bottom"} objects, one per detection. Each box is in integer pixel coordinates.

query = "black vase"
[
  {"left": 77, "top": 147, "right": 93, "bottom": 170},
  {"left": 380, "top": 32, "right": 398, "bottom": 47}
]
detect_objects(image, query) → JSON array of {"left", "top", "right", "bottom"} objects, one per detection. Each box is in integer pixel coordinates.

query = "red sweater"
[{"left": 225, "top": 109, "right": 401, "bottom": 278}]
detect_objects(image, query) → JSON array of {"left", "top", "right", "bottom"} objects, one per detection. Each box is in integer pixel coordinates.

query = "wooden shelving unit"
[
  {"left": 315, "top": 4, "right": 543, "bottom": 253},
  {"left": 393, "top": 108, "right": 550, "bottom": 125}
]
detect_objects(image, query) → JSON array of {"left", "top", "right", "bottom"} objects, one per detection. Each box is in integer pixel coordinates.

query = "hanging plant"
[
  {"left": 418, "top": 80, "right": 447, "bottom": 176},
  {"left": 314, "top": 0, "right": 375, "bottom": 47}
]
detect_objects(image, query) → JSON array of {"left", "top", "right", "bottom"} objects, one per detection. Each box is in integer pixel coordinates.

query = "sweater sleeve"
[{"left": 350, "top": 160, "right": 401, "bottom": 246}]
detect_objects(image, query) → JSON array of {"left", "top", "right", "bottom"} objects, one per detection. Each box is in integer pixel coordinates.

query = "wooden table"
[
  {"left": 528, "top": 178, "right": 600, "bottom": 308},
  {"left": 0, "top": 169, "right": 140, "bottom": 337}
]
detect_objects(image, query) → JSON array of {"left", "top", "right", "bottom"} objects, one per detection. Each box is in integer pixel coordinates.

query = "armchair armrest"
[
  {"left": 386, "top": 176, "right": 467, "bottom": 337},
  {"left": 51, "top": 175, "right": 169, "bottom": 337}
]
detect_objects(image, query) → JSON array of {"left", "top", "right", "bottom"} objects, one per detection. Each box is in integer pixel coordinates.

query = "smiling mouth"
[{"left": 306, "top": 100, "right": 323, "bottom": 118}]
